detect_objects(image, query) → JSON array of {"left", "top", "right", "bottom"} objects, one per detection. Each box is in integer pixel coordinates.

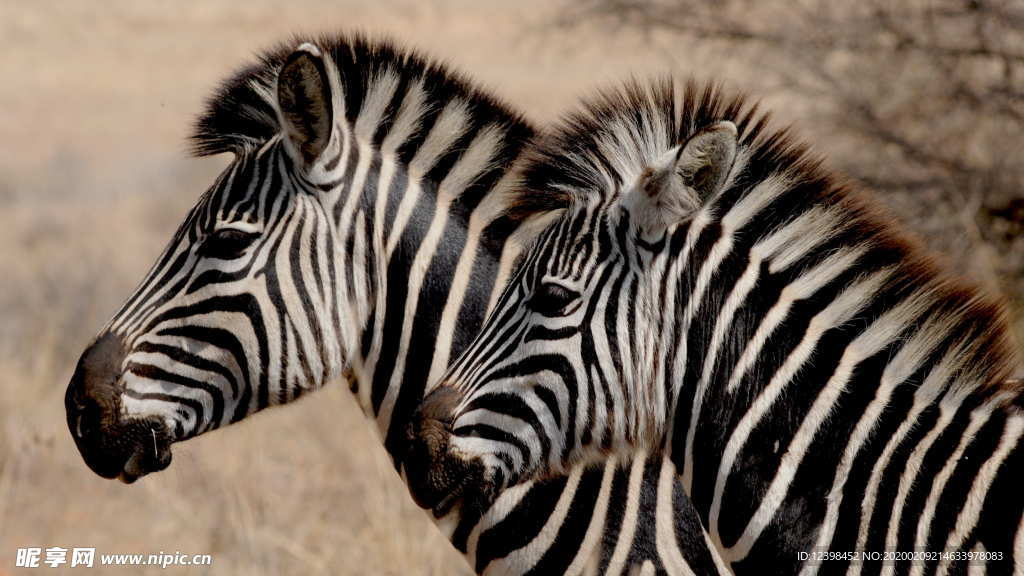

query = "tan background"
[{"left": 1, "top": 1, "right": 1020, "bottom": 575}]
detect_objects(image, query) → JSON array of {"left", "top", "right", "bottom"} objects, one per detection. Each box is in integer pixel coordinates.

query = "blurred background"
[{"left": 0, "top": 1, "right": 1020, "bottom": 574}]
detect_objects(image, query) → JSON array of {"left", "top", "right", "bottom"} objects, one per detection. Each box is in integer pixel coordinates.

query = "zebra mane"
[
  {"left": 190, "top": 33, "right": 532, "bottom": 157},
  {"left": 519, "top": 78, "right": 1019, "bottom": 392},
  {"left": 515, "top": 79, "right": 801, "bottom": 211}
]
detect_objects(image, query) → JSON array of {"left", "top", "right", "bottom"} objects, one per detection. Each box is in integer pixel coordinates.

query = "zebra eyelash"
[
  {"left": 199, "top": 227, "right": 260, "bottom": 260},
  {"left": 527, "top": 281, "right": 581, "bottom": 317}
]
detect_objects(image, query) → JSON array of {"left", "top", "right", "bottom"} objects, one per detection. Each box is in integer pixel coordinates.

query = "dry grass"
[{"left": 1, "top": 2, "right": 1019, "bottom": 575}]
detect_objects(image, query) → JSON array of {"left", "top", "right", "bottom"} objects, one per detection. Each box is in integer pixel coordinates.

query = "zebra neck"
[
  {"left": 652, "top": 192, "right": 1019, "bottom": 564},
  {"left": 330, "top": 132, "right": 526, "bottom": 465}
]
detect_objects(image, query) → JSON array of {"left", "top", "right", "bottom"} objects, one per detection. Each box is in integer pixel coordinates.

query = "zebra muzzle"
[
  {"left": 404, "top": 386, "right": 492, "bottom": 517},
  {"left": 65, "top": 331, "right": 173, "bottom": 483}
]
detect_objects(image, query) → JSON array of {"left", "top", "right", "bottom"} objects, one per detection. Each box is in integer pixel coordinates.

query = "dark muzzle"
[
  {"left": 65, "top": 331, "right": 171, "bottom": 483},
  {"left": 404, "top": 386, "right": 492, "bottom": 517}
]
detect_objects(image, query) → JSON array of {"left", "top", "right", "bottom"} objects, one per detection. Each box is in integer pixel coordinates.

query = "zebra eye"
[
  {"left": 528, "top": 282, "right": 580, "bottom": 317},
  {"left": 201, "top": 228, "right": 258, "bottom": 260}
]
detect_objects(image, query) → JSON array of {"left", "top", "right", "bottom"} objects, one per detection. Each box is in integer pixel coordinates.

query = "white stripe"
[
  {"left": 935, "top": 412, "right": 1023, "bottom": 576},
  {"left": 848, "top": 339, "right": 970, "bottom": 576},
  {"left": 485, "top": 464, "right": 585, "bottom": 574},
  {"left": 385, "top": 101, "right": 470, "bottom": 258},
  {"left": 800, "top": 314, "right": 953, "bottom": 576},
  {"left": 908, "top": 405, "right": 994, "bottom": 576},
  {"left": 425, "top": 167, "right": 525, "bottom": 390},
  {"left": 353, "top": 70, "right": 399, "bottom": 141},
  {"left": 879, "top": 390, "right": 971, "bottom": 576},
  {"left": 655, "top": 458, "right": 701, "bottom": 576},
  {"left": 564, "top": 458, "right": 618, "bottom": 576},
  {"left": 725, "top": 246, "right": 868, "bottom": 393},
  {"left": 353, "top": 80, "right": 428, "bottom": 408},
  {"left": 376, "top": 122, "right": 501, "bottom": 436},
  {"left": 606, "top": 455, "right": 648, "bottom": 575},
  {"left": 710, "top": 267, "right": 890, "bottom": 550},
  {"left": 727, "top": 286, "right": 933, "bottom": 561},
  {"left": 1014, "top": 510, "right": 1024, "bottom": 575}
]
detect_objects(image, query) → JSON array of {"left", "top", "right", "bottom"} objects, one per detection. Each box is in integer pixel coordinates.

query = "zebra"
[
  {"left": 62, "top": 35, "right": 730, "bottom": 575},
  {"left": 406, "top": 79, "right": 1024, "bottom": 574}
]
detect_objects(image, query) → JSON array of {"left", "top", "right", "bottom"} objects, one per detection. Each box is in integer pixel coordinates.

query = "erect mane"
[
  {"left": 514, "top": 79, "right": 816, "bottom": 212},
  {"left": 517, "top": 78, "right": 1019, "bottom": 393},
  {"left": 190, "top": 33, "right": 532, "bottom": 157}
]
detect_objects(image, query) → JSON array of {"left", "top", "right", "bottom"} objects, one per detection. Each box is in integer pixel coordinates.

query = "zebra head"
[
  {"left": 65, "top": 43, "right": 357, "bottom": 482},
  {"left": 406, "top": 83, "right": 741, "bottom": 512}
]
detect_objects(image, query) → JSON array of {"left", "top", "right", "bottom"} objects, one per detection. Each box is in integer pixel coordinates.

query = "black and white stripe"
[
  {"left": 418, "top": 80, "right": 1024, "bottom": 574},
  {"left": 104, "top": 37, "right": 535, "bottom": 448},
  {"left": 473, "top": 452, "right": 729, "bottom": 575},
  {"left": 68, "top": 37, "right": 729, "bottom": 575}
]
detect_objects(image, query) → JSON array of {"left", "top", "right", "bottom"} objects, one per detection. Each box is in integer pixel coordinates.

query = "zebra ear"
[
  {"left": 277, "top": 43, "right": 336, "bottom": 170},
  {"left": 676, "top": 120, "right": 738, "bottom": 201},
  {"left": 624, "top": 121, "right": 737, "bottom": 234}
]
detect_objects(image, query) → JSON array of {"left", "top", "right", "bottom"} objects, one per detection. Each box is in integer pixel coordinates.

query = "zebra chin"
[
  {"left": 404, "top": 387, "right": 498, "bottom": 519},
  {"left": 64, "top": 331, "right": 174, "bottom": 484},
  {"left": 69, "top": 412, "right": 173, "bottom": 484}
]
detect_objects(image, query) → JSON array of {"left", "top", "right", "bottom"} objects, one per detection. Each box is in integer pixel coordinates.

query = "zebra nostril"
[
  {"left": 73, "top": 398, "right": 101, "bottom": 439},
  {"left": 68, "top": 381, "right": 98, "bottom": 441}
]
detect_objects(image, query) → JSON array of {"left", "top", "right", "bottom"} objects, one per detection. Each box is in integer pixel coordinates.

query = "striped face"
[
  {"left": 65, "top": 45, "right": 358, "bottom": 482},
  {"left": 405, "top": 120, "right": 740, "bottom": 509},
  {"left": 412, "top": 190, "right": 670, "bottom": 499},
  {"left": 111, "top": 139, "right": 346, "bottom": 433}
]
